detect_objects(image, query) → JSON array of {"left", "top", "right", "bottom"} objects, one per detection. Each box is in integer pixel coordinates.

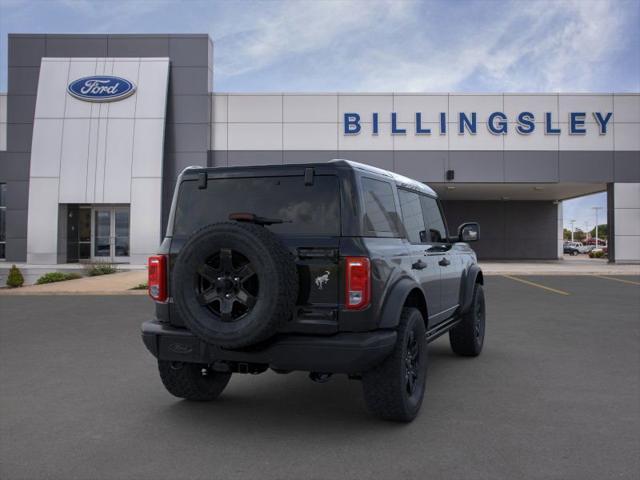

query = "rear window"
[{"left": 173, "top": 175, "right": 340, "bottom": 237}]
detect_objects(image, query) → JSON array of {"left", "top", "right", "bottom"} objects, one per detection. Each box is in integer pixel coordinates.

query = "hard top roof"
[{"left": 182, "top": 159, "right": 437, "bottom": 197}]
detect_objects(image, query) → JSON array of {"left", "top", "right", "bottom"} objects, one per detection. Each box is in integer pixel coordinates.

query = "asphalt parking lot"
[{"left": 1, "top": 275, "right": 639, "bottom": 480}]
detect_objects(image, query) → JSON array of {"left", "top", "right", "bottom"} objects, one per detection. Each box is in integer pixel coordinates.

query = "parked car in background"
[{"left": 563, "top": 244, "right": 580, "bottom": 256}]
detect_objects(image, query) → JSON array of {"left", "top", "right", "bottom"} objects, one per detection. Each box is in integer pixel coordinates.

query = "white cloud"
[
  {"left": 213, "top": 0, "right": 636, "bottom": 92},
  {"left": 213, "top": 0, "right": 411, "bottom": 79}
]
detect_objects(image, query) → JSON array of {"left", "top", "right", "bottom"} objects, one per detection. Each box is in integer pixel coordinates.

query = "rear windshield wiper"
[{"left": 229, "top": 212, "right": 291, "bottom": 226}]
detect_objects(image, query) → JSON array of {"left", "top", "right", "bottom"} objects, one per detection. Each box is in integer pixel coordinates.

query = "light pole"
[
  {"left": 570, "top": 219, "right": 576, "bottom": 242},
  {"left": 592, "top": 206, "right": 603, "bottom": 247}
]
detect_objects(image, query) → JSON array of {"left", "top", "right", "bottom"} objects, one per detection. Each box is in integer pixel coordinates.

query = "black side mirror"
[{"left": 458, "top": 222, "right": 480, "bottom": 242}]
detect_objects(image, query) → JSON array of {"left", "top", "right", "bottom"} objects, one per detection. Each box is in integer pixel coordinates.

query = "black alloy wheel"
[
  {"left": 405, "top": 329, "right": 420, "bottom": 396},
  {"left": 196, "top": 248, "right": 259, "bottom": 322}
]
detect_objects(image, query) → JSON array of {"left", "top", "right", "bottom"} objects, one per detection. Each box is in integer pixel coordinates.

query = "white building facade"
[{"left": 0, "top": 34, "right": 638, "bottom": 264}]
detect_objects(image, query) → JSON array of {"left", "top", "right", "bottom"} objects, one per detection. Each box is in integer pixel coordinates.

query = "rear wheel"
[
  {"left": 158, "top": 361, "right": 231, "bottom": 401},
  {"left": 362, "top": 308, "right": 427, "bottom": 422},
  {"left": 449, "top": 283, "right": 485, "bottom": 356}
]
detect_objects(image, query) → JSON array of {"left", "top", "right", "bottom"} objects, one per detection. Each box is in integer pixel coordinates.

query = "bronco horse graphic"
[{"left": 315, "top": 271, "right": 330, "bottom": 290}]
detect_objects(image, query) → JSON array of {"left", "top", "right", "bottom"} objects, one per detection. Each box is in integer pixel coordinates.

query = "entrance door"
[{"left": 92, "top": 206, "right": 130, "bottom": 262}]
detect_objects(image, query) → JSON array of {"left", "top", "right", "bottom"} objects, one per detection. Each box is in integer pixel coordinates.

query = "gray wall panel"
[
  {"left": 0, "top": 153, "right": 30, "bottom": 181},
  {"left": 5, "top": 179, "right": 29, "bottom": 208},
  {"left": 6, "top": 124, "right": 33, "bottom": 153},
  {"left": 209, "top": 150, "right": 227, "bottom": 167},
  {"left": 165, "top": 123, "right": 210, "bottom": 153},
  {"left": 614, "top": 151, "right": 640, "bottom": 182},
  {"left": 394, "top": 151, "right": 446, "bottom": 182},
  {"left": 6, "top": 208, "right": 28, "bottom": 239},
  {"left": 283, "top": 151, "right": 338, "bottom": 164},
  {"left": 559, "top": 151, "right": 614, "bottom": 182},
  {"left": 167, "top": 95, "right": 210, "bottom": 124},
  {"left": 8, "top": 36, "right": 46, "bottom": 67},
  {"left": 5, "top": 236, "right": 26, "bottom": 262},
  {"left": 7, "top": 67, "right": 40, "bottom": 95},
  {"left": 6, "top": 95, "right": 36, "bottom": 124},
  {"left": 228, "top": 151, "right": 283, "bottom": 166},
  {"left": 169, "top": 67, "right": 210, "bottom": 95},
  {"left": 442, "top": 200, "right": 558, "bottom": 259},
  {"left": 45, "top": 36, "right": 108, "bottom": 57},
  {"left": 505, "top": 150, "right": 559, "bottom": 182},
  {"left": 169, "top": 36, "right": 211, "bottom": 67},
  {"left": 449, "top": 151, "right": 504, "bottom": 182},
  {"left": 107, "top": 35, "right": 170, "bottom": 57}
]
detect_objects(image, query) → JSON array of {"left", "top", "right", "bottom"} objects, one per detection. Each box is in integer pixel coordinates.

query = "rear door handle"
[
  {"left": 438, "top": 257, "right": 451, "bottom": 267},
  {"left": 412, "top": 260, "right": 427, "bottom": 270}
]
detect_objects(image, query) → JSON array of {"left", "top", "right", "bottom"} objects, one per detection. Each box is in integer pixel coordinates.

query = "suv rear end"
[{"left": 142, "top": 162, "right": 397, "bottom": 374}]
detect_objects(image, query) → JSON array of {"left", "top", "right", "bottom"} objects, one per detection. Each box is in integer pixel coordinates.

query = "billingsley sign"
[
  {"left": 67, "top": 76, "right": 136, "bottom": 102},
  {"left": 343, "top": 111, "right": 613, "bottom": 135}
]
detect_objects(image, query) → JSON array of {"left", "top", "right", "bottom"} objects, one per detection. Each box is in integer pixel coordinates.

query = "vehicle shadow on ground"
[{"left": 151, "top": 340, "right": 461, "bottom": 433}]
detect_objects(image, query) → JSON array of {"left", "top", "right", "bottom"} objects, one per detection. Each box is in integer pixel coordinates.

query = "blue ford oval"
[{"left": 67, "top": 76, "right": 136, "bottom": 102}]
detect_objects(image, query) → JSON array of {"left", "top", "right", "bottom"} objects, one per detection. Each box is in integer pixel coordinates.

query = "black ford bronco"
[{"left": 142, "top": 160, "right": 485, "bottom": 422}]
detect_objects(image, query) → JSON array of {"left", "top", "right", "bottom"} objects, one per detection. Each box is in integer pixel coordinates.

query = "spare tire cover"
[{"left": 172, "top": 222, "right": 298, "bottom": 349}]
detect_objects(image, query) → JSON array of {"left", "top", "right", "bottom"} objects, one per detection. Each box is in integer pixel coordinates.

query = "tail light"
[
  {"left": 345, "top": 257, "right": 370, "bottom": 310},
  {"left": 148, "top": 255, "right": 167, "bottom": 302}
]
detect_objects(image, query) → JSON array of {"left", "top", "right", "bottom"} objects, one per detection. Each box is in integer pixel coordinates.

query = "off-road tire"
[
  {"left": 362, "top": 308, "right": 427, "bottom": 422},
  {"left": 449, "top": 283, "right": 485, "bottom": 356},
  {"left": 158, "top": 361, "right": 231, "bottom": 401},
  {"left": 172, "top": 222, "right": 298, "bottom": 349}
]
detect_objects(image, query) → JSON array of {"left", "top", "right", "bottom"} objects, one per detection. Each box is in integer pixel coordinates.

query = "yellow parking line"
[
  {"left": 593, "top": 275, "right": 640, "bottom": 286},
  {"left": 501, "top": 275, "right": 570, "bottom": 296}
]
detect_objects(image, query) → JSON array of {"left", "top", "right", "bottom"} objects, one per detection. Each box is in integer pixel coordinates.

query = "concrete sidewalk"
[
  {"left": 1, "top": 256, "right": 638, "bottom": 295},
  {"left": 480, "top": 257, "right": 640, "bottom": 276},
  {"left": 0, "top": 270, "right": 147, "bottom": 295}
]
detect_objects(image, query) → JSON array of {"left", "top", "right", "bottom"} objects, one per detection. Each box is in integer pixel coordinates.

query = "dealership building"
[{"left": 0, "top": 33, "right": 638, "bottom": 265}]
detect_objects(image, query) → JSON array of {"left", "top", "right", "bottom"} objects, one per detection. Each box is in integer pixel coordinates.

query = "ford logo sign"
[{"left": 67, "top": 76, "right": 136, "bottom": 102}]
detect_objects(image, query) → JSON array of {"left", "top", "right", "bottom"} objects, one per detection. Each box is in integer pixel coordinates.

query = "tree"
[
  {"left": 589, "top": 224, "right": 607, "bottom": 239},
  {"left": 573, "top": 228, "right": 586, "bottom": 242}
]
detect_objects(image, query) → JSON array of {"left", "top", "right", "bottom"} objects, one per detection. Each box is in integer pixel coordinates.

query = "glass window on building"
[{"left": 0, "top": 183, "right": 6, "bottom": 259}]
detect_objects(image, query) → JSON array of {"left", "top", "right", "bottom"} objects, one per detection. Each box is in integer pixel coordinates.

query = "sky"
[{"left": 0, "top": 0, "right": 638, "bottom": 227}]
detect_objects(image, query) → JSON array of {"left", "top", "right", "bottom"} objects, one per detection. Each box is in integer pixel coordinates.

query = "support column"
[
  {"left": 557, "top": 201, "right": 564, "bottom": 259},
  {"left": 608, "top": 183, "right": 640, "bottom": 263}
]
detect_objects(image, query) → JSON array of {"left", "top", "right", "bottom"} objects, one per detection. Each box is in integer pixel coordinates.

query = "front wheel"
[
  {"left": 362, "top": 308, "right": 427, "bottom": 422},
  {"left": 158, "top": 361, "right": 231, "bottom": 401},
  {"left": 449, "top": 283, "right": 485, "bottom": 356}
]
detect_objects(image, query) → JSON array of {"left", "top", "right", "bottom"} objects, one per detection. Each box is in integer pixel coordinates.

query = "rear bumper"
[{"left": 141, "top": 320, "right": 397, "bottom": 374}]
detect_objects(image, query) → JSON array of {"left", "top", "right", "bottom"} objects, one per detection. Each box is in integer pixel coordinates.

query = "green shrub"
[
  {"left": 589, "top": 250, "right": 606, "bottom": 259},
  {"left": 6, "top": 265, "right": 25, "bottom": 288},
  {"left": 84, "top": 263, "right": 118, "bottom": 276},
  {"left": 36, "top": 272, "right": 82, "bottom": 285},
  {"left": 131, "top": 282, "right": 148, "bottom": 290}
]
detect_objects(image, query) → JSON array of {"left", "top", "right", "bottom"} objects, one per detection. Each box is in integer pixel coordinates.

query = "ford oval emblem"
[{"left": 67, "top": 76, "right": 136, "bottom": 102}]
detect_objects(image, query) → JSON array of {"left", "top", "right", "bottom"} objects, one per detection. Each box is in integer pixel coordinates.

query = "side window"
[
  {"left": 420, "top": 195, "right": 448, "bottom": 243},
  {"left": 398, "top": 189, "right": 426, "bottom": 243},
  {"left": 361, "top": 177, "right": 400, "bottom": 235}
]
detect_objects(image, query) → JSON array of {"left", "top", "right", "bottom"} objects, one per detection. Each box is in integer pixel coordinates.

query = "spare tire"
[{"left": 172, "top": 222, "right": 298, "bottom": 349}]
